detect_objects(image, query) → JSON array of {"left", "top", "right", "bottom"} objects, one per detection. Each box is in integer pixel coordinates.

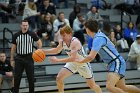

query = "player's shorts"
[
  {"left": 108, "top": 56, "right": 126, "bottom": 78},
  {"left": 63, "top": 62, "right": 93, "bottom": 79}
]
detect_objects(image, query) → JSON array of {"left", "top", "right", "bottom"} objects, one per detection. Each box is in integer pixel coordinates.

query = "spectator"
[
  {"left": 38, "top": 0, "right": 56, "bottom": 18},
  {"left": 114, "top": 24, "right": 129, "bottom": 52},
  {"left": 0, "top": 2, "right": 15, "bottom": 23},
  {"left": 37, "top": 13, "right": 54, "bottom": 45},
  {"left": 73, "top": 13, "right": 85, "bottom": 45},
  {"left": 9, "top": 0, "right": 16, "bottom": 14},
  {"left": 17, "top": 1, "right": 25, "bottom": 15},
  {"left": 127, "top": 35, "right": 140, "bottom": 70},
  {"left": 53, "top": 12, "right": 70, "bottom": 44},
  {"left": 69, "top": 4, "right": 81, "bottom": 27},
  {"left": 123, "top": 21, "right": 138, "bottom": 47},
  {"left": 85, "top": 5, "right": 103, "bottom": 21},
  {"left": 0, "top": 52, "right": 14, "bottom": 93},
  {"left": 22, "top": 0, "right": 40, "bottom": 31}
]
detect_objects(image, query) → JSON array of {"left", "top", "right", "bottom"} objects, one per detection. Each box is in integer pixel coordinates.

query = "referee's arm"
[{"left": 10, "top": 44, "right": 16, "bottom": 67}]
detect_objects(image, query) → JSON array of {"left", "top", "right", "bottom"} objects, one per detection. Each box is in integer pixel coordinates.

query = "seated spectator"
[
  {"left": 85, "top": 5, "right": 103, "bottom": 21},
  {"left": 0, "top": 52, "right": 14, "bottom": 93},
  {"left": 123, "top": 21, "right": 138, "bottom": 47},
  {"left": 22, "top": 0, "right": 40, "bottom": 31},
  {"left": 17, "top": 1, "right": 25, "bottom": 15},
  {"left": 73, "top": 13, "right": 85, "bottom": 45},
  {"left": 38, "top": 0, "right": 56, "bottom": 18},
  {"left": 53, "top": 11, "right": 70, "bottom": 45},
  {"left": 9, "top": 0, "right": 16, "bottom": 14},
  {"left": 127, "top": 35, "right": 140, "bottom": 70},
  {"left": 37, "top": 13, "right": 54, "bottom": 44},
  {"left": 0, "top": 3, "right": 15, "bottom": 23},
  {"left": 86, "top": 5, "right": 103, "bottom": 29},
  {"left": 69, "top": 4, "right": 81, "bottom": 27},
  {"left": 114, "top": 24, "right": 129, "bottom": 52}
]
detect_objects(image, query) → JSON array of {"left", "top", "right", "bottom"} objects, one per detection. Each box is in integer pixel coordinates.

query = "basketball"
[{"left": 32, "top": 49, "right": 46, "bottom": 62}]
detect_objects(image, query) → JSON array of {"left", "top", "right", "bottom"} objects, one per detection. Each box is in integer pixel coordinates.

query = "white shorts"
[{"left": 63, "top": 62, "right": 93, "bottom": 79}]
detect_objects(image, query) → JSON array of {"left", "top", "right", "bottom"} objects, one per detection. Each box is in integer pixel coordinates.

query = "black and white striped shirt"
[{"left": 12, "top": 31, "right": 39, "bottom": 55}]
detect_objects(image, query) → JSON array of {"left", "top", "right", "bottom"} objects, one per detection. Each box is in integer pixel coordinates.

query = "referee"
[{"left": 10, "top": 20, "right": 42, "bottom": 93}]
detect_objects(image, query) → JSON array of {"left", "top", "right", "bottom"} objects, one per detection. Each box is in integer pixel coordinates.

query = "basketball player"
[
  {"left": 78, "top": 19, "right": 140, "bottom": 93},
  {"left": 43, "top": 25, "right": 102, "bottom": 93}
]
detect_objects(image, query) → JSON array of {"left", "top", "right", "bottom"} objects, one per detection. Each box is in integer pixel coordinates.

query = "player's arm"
[
  {"left": 49, "top": 39, "right": 79, "bottom": 63},
  {"left": 36, "top": 39, "right": 42, "bottom": 49},
  {"left": 57, "top": 39, "right": 79, "bottom": 62},
  {"left": 43, "top": 40, "right": 63, "bottom": 55},
  {"left": 80, "top": 50, "right": 97, "bottom": 63},
  {"left": 80, "top": 37, "right": 106, "bottom": 63}
]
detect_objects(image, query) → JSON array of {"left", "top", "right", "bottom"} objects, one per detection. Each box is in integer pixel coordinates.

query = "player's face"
[
  {"left": 21, "top": 22, "right": 29, "bottom": 33},
  {"left": 61, "top": 33, "right": 71, "bottom": 42},
  {"left": 0, "top": 53, "right": 6, "bottom": 62}
]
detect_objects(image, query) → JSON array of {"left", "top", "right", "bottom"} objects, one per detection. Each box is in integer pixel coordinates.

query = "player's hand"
[
  {"left": 10, "top": 60, "right": 15, "bottom": 68},
  {"left": 5, "top": 72, "right": 13, "bottom": 77},
  {"left": 48, "top": 56, "right": 59, "bottom": 63}
]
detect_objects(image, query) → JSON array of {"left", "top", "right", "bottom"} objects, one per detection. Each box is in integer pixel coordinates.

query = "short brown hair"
[
  {"left": 60, "top": 25, "right": 72, "bottom": 35},
  {"left": 84, "top": 19, "right": 98, "bottom": 33}
]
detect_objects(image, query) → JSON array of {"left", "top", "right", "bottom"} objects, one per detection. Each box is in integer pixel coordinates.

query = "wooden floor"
[{"left": 40, "top": 85, "right": 140, "bottom": 93}]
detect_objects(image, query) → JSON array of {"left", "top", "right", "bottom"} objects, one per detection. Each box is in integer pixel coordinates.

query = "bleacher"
[{"left": 0, "top": 0, "right": 140, "bottom": 93}]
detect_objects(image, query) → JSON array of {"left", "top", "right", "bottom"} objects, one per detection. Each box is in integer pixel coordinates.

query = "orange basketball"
[{"left": 32, "top": 49, "right": 46, "bottom": 62}]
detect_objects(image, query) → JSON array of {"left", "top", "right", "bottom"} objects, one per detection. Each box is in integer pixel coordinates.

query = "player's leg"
[
  {"left": 86, "top": 78, "right": 102, "bottom": 93},
  {"left": 57, "top": 63, "right": 77, "bottom": 93},
  {"left": 106, "top": 72, "right": 125, "bottom": 93},
  {"left": 78, "top": 63, "right": 102, "bottom": 93},
  {"left": 56, "top": 68, "right": 73, "bottom": 93},
  {"left": 116, "top": 78, "right": 140, "bottom": 93}
]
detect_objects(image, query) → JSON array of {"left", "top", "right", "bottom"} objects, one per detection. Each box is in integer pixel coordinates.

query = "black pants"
[
  {"left": 14, "top": 54, "right": 34, "bottom": 93},
  {"left": 125, "top": 38, "right": 133, "bottom": 48}
]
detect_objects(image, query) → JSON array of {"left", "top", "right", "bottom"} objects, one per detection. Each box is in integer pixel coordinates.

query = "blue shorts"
[{"left": 107, "top": 56, "right": 126, "bottom": 77}]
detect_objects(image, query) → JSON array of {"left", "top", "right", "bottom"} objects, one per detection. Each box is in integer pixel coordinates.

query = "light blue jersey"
[{"left": 91, "top": 30, "right": 126, "bottom": 77}]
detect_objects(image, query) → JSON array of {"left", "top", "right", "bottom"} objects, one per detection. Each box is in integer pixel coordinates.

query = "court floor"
[
  {"left": 41, "top": 85, "right": 140, "bottom": 93},
  {"left": 41, "top": 88, "right": 108, "bottom": 93}
]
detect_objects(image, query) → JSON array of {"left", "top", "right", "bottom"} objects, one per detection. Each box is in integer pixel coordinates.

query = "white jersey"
[
  {"left": 62, "top": 37, "right": 93, "bottom": 78},
  {"left": 62, "top": 37, "right": 86, "bottom": 65}
]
